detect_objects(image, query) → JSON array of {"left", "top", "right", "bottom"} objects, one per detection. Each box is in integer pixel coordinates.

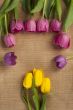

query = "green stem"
[
  {"left": 26, "top": 91, "right": 32, "bottom": 110},
  {"left": 32, "top": 79, "right": 40, "bottom": 110},
  {"left": 42, "top": 0, "right": 45, "bottom": 18},
  {"left": 40, "top": 94, "right": 46, "bottom": 110},
  {"left": 49, "top": 1, "right": 55, "bottom": 19},
  {"left": 21, "top": 87, "right": 28, "bottom": 105},
  {"left": 0, "top": 19, "right": 2, "bottom": 36},
  {"left": 64, "top": 0, "right": 70, "bottom": 7},
  {"left": 14, "top": 7, "right": 19, "bottom": 20},
  {"left": 0, "top": 17, "right": 5, "bottom": 36},
  {"left": 5, "top": 14, "right": 8, "bottom": 34}
]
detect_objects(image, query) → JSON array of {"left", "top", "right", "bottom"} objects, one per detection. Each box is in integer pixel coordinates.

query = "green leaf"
[
  {"left": 32, "top": 88, "right": 40, "bottom": 110},
  {"left": 21, "top": 87, "right": 32, "bottom": 110},
  {"left": 0, "top": 0, "right": 11, "bottom": 17},
  {"left": 0, "top": 18, "right": 2, "bottom": 36},
  {"left": 0, "top": 17, "right": 5, "bottom": 35},
  {"left": 63, "top": 0, "right": 70, "bottom": 6},
  {"left": 55, "top": 0, "right": 62, "bottom": 20},
  {"left": 30, "top": 0, "right": 37, "bottom": 9},
  {"left": 22, "top": 95, "right": 28, "bottom": 106},
  {"left": 31, "top": 0, "right": 44, "bottom": 13},
  {"left": 40, "top": 94, "right": 46, "bottom": 110},
  {"left": 14, "top": 6, "right": 19, "bottom": 19},
  {"left": 33, "top": 95, "right": 39, "bottom": 110},
  {"left": 43, "top": 0, "right": 55, "bottom": 18},
  {"left": 5, "top": 0, "right": 20, "bottom": 12},
  {"left": 26, "top": 93, "right": 32, "bottom": 110},
  {"left": 32, "top": 88, "right": 39, "bottom": 102},
  {"left": 32, "top": 80, "right": 40, "bottom": 110},
  {"left": 0, "top": 0, "right": 11, "bottom": 13},
  {"left": 63, "top": 0, "right": 73, "bottom": 31},
  {"left": 21, "top": 87, "right": 28, "bottom": 105},
  {"left": 4, "top": 14, "right": 8, "bottom": 34},
  {"left": 22, "top": 0, "right": 31, "bottom": 13},
  {"left": 22, "top": 0, "right": 28, "bottom": 12},
  {"left": 49, "top": 2, "right": 56, "bottom": 19}
]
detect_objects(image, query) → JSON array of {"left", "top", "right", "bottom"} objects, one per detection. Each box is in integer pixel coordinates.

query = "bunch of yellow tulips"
[{"left": 21, "top": 68, "right": 51, "bottom": 110}]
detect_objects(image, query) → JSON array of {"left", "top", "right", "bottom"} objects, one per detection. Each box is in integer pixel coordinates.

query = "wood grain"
[{"left": 0, "top": 1, "right": 73, "bottom": 110}]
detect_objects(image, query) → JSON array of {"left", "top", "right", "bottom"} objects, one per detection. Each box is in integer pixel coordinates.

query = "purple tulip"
[
  {"left": 54, "top": 55, "right": 67, "bottom": 69},
  {"left": 53, "top": 32, "right": 70, "bottom": 49},
  {"left": 36, "top": 19, "right": 49, "bottom": 32},
  {"left": 49, "top": 19, "right": 61, "bottom": 32},
  {"left": 10, "top": 20, "right": 24, "bottom": 33},
  {"left": 25, "top": 19, "right": 36, "bottom": 32},
  {"left": 4, "top": 52, "right": 17, "bottom": 66},
  {"left": 4, "top": 33, "right": 15, "bottom": 47}
]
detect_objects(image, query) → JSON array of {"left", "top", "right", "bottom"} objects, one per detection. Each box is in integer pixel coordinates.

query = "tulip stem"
[
  {"left": 0, "top": 17, "right": 5, "bottom": 36},
  {"left": 26, "top": 91, "right": 32, "bottom": 110},
  {"left": 32, "top": 79, "right": 40, "bottom": 110},
  {"left": 14, "top": 6, "right": 19, "bottom": 20},
  {"left": 40, "top": 94, "right": 46, "bottom": 110},
  {"left": 42, "top": 0, "right": 46, "bottom": 18},
  {"left": 0, "top": 18, "right": 2, "bottom": 36},
  {"left": 5, "top": 14, "right": 8, "bottom": 35}
]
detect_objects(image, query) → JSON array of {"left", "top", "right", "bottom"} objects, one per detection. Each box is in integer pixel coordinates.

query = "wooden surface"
[{"left": 0, "top": 1, "right": 73, "bottom": 110}]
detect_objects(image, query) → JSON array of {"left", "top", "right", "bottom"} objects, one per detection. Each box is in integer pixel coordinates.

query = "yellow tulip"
[
  {"left": 23, "top": 73, "right": 33, "bottom": 89},
  {"left": 41, "top": 78, "right": 51, "bottom": 93},
  {"left": 33, "top": 68, "right": 44, "bottom": 87}
]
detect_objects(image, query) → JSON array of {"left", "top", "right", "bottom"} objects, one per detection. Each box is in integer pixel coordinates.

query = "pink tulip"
[
  {"left": 10, "top": 20, "right": 24, "bottom": 33},
  {"left": 25, "top": 19, "right": 36, "bottom": 32},
  {"left": 50, "top": 19, "right": 61, "bottom": 32},
  {"left": 4, "top": 33, "right": 15, "bottom": 47},
  {"left": 53, "top": 32, "right": 70, "bottom": 49},
  {"left": 36, "top": 19, "right": 49, "bottom": 32}
]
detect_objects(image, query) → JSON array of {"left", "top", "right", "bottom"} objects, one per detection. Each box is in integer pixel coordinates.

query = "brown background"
[{"left": 0, "top": 0, "right": 73, "bottom": 110}]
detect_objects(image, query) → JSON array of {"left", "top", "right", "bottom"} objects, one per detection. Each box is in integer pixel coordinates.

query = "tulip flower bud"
[
  {"left": 41, "top": 78, "right": 51, "bottom": 93},
  {"left": 36, "top": 19, "right": 49, "bottom": 32},
  {"left": 50, "top": 19, "right": 61, "bottom": 32},
  {"left": 53, "top": 32, "right": 70, "bottom": 48},
  {"left": 33, "top": 68, "right": 43, "bottom": 87},
  {"left": 4, "top": 52, "right": 17, "bottom": 66},
  {"left": 54, "top": 55, "right": 67, "bottom": 69},
  {"left": 25, "top": 19, "right": 36, "bottom": 32},
  {"left": 10, "top": 20, "right": 24, "bottom": 33},
  {"left": 4, "top": 33, "right": 15, "bottom": 47},
  {"left": 23, "top": 73, "right": 33, "bottom": 89}
]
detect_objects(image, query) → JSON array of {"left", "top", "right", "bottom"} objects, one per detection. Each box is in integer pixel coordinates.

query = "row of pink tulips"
[{"left": 4, "top": 19, "right": 70, "bottom": 49}]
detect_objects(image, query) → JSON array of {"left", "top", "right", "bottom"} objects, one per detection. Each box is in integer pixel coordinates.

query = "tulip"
[
  {"left": 4, "top": 33, "right": 15, "bottom": 47},
  {"left": 4, "top": 52, "right": 17, "bottom": 66},
  {"left": 36, "top": 19, "right": 49, "bottom": 32},
  {"left": 53, "top": 32, "right": 70, "bottom": 48},
  {"left": 33, "top": 68, "right": 43, "bottom": 87},
  {"left": 10, "top": 20, "right": 24, "bottom": 33},
  {"left": 23, "top": 73, "right": 33, "bottom": 89},
  {"left": 41, "top": 78, "right": 51, "bottom": 93},
  {"left": 25, "top": 19, "right": 36, "bottom": 32},
  {"left": 54, "top": 55, "right": 67, "bottom": 69},
  {"left": 49, "top": 19, "right": 61, "bottom": 32}
]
